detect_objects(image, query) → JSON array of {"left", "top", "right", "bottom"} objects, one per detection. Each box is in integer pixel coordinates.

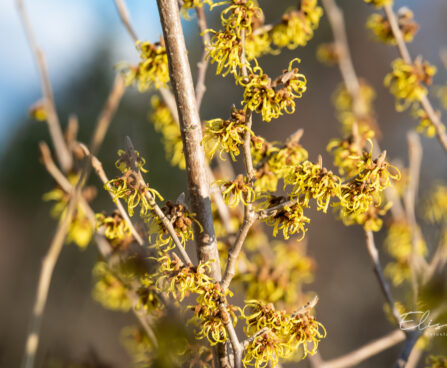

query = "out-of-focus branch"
[
  {"left": 404, "top": 132, "right": 425, "bottom": 301},
  {"left": 16, "top": 0, "right": 73, "bottom": 172},
  {"left": 114, "top": 0, "right": 138, "bottom": 43},
  {"left": 365, "top": 230, "right": 401, "bottom": 325},
  {"left": 393, "top": 331, "right": 421, "bottom": 368},
  {"left": 383, "top": 4, "right": 447, "bottom": 154},
  {"left": 90, "top": 74, "right": 126, "bottom": 155},
  {"left": 320, "top": 329, "right": 405, "bottom": 368},
  {"left": 156, "top": 0, "right": 221, "bottom": 280},
  {"left": 195, "top": 6, "right": 210, "bottom": 109}
]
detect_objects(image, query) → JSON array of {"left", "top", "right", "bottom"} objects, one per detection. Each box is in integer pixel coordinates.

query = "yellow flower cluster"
[
  {"left": 137, "top": 278, "right": 162, "bottom": 313},
  {"left": 327, "top": 133, "right": 367, "bottom": 177},
  {"left": 121, "top": 326, "right": 153, "bottom": 367},
  {"left": 242, "top": 241, "right": 314, "bottom": 306},
  {"left": 424, "top": 183, "right": 447, "bottom": 224},
  {"left": 270, "top": 0, "right": 323, "bottom": 50},
  {"left": 263, "top": 199, "right": 310, "bottom": 240},
  {"left": 191, "top": 283, "right": 239, "bottom": 345},
  {"left": 43, "top": 175, "right": 95, "bottom": 249},
  {"left": 149, "top": 96, "right": 185, "bottom": 170},
  {"left": 285, "top": 160, "right": 341, "bottom": 213},
  {"left": 182, "top": 0, "right": 213, "bottom": 9},
  {"left": 96, "top": 211, "right": 132, "bottom": 244},
  {"left": 367, "top": 9, "right": 418, "bottom": 45},
  {"left": 206, "top": 0, "right": 262, "bottom": 77},
  {"left": 147, "top": 200, "right": 199, "bottom": 248},
  {"left": 316, "top": 43, "right": 340, "bottom": 65},
  {"left": 385, "top": 57, "right": 436, "bottom": 111},
  {"left": 148, "top": 254, "right": 238, "bottom": 345},
  {"left": 425, "top": 355, "right": 447, "bottom": 368},
  {"left": 384, "top": 221, "right": 427, "bottom": 286},
  {"left": 238, "top": 59, "right": 307, "bottom": 122},
  {"left": 242, "top": 300, "right": 326, "bottom": 367},
  {"left": 121, "top": 41, "right": 169, "bottom": 91},
  {"left": 106, "top": 169, "right": 163, "bottom": 217},
  {"left": 217, "top": 174, "right": 256, "bottom": 208},
  {"left": 203, "top": 108, "right": 259, "bottom": 161},
  {"left": 363, "top": 0, "right": 393, "bottom": 7},
  {"left": 252, "top": 138, "right": 308, "bottom": 193},
  {"left": 332, "top": 81, "right": 377, "bottom": 135},
  {"left": 92, "top": 262, "right": 131, "bottom": 311}
]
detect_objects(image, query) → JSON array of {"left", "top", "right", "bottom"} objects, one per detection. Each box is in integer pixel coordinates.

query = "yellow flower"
[
  {"left": 243, "top": 329, "right": 287, "bottom": 368},
  {"left": 245, "top": 31, "right": 273, "bottom": 60},
  {"left": 219, "top": 0, "right": 263, "bottom": 37},
  {"left": 271, "top": 1, "right": 323, "bottom": 50},
  {"left": 363, "top": 0, "right": 393, "bottom": 8},
  {"left": 182, "top": 0, "right": 213, "bottom": 9},
  {"left": 105, "top": 170, "right": 163, "bottom": 217},
  {"left": 238, "top": 59, "right": 307, "bottom": 122},
  {"left": 206, "top": 29, "right": 246, "bottom": 77},
  {"left": 384, "top": 57, "right": 436, "bottom": 111},
  {"left": 316, "top": 43, "right": 340, "bottom": 65},
  {"left": 203, "top": 108, "right": 256, "bottom": 161},
  {"left": 92, "top": 262, "right": 131, "bottom": 311},
  {"left": 287, "top": 311, "right": 326, "bottom": 358},
  {"left": 242, "top": 241, "right": 314, "bottom": 306},
  {"left": 43, "top": 175, "right": 95, "bottom": 249},
  {"left": 29, "top": 100, "right": 47, "bottom": 122},
  {"left": 414, "top": 108, "right": 442, "bottom": 138},
  {"left": 147, "top": 200, "right": 201, "bottom": 248},
  {"left": 263, "top": 200, "right": 310, "bottom": 240},
  {"left": 285, "top": 160, "right": 341, "bottom": 213},
  {"left": 217, "top": 174, "right": 256, "bottom": 207},
  {"left": 384, "top": 221, "right": 427, "bottom": 286},
  {"left": 367, "top": 9, "right": 418, "bottom": 45},
  {"left": 115, "top": 149, "right": 148, "bottom": 173},
  {"left": 149, "top": 96, "right": 186, "bottom": 169},
  {"left": 424, "top": 183, "right": 447, "bottom": 224},
  {"left": 425, "top": 355, "right": 447, "bottom": 368},
  {"left": 120, "top": 41, "right": 170, "bottom": 91},
  {"left": 96, "top": 211, "right": 132, "bottom": 243}
]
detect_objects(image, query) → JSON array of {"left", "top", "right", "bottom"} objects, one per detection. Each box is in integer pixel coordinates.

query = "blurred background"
[{"left": 1, "top": 0, "right": 447, "bottom": 367}]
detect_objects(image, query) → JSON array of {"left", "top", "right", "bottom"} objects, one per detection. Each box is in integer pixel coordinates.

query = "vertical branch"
[
  {"left": 195, "top": 6, "right": 210, "bottom": 109},
  {"left": 156, "top": 0, "right": 221, "bottom": 280},
  {"left": 16, "top": 0, "right": 73, "bottom": 172}
]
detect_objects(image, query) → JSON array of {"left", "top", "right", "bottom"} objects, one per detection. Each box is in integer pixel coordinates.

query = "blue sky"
[{"left": 0, "top": 0, "right": 162, "bottom": 146}]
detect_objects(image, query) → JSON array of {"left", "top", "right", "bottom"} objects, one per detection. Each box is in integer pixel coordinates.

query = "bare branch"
[
  {"left": 156, "top": 0, "right": 221, "bottom": 280},
  {"left": 114, "top": 0, "right": 138, "bottom": 43},
  {"left": 321, "top": 329, "right": 405, "bottom": 368},
  {"left": 90, "top": 74, "right": 126, "bottom": 156},
  {"left": 16, "top": 0, "right": 73, "bottom": 172}
]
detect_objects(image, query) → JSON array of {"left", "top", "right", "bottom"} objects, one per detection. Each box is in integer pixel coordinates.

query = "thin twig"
[
  {"left": 124, "top": 137, "right": 193, "bottom": 265},
  {"left": 195, "top": 6, "right": 210, "bottom": 109},
  {"left": 383, "top": 4, "right": 447, "bottom": 154},
  {"left": 114, "top": 0, "right": 138, "bottom": 43},
  {"left": 365, "top": 230, "right": 401, "bottom": 325},
  {"left": 393, "top": 331, "right": 421, "bottom": 368},
  {"left": 320, "top": 329, "right": 405, "bottom": 368},
  {"left": 16, "top": 0, "right": 73, "bottom": 172},
  {"left": 75, "top": 142, "right": 144, "bottom": 246}
]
